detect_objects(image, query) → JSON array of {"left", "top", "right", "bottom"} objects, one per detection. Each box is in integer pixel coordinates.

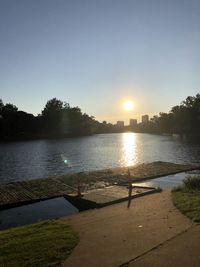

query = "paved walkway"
[
  {"left": 62, "top": 190, "right": 198, "bottom": 267},
  {"left": 128, "top": 224, "right": 200, "bottom": 267}
]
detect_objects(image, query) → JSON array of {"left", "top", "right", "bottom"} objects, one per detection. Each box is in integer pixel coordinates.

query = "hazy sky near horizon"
[{"left": 0, "top": 0, "right": 200, "bottom": 123}]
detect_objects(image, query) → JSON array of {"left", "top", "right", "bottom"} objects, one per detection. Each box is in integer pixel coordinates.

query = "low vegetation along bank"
[
  {"left": 172, "top": 176, "right": 200, "bottom": 222},
  {"left": 0, "top": 220, "right": 79, "bottom": 267}
]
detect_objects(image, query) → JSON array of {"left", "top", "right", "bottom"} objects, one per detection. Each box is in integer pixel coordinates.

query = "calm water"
[
  {"left": 133, "top": 171, "right": 200, "bottom": 189},
  {"left": 0, "top": 133, "right": 200, "bottom": 184},
  {"left": 0, "top": 197, "right": 78, "bottom": 230}
]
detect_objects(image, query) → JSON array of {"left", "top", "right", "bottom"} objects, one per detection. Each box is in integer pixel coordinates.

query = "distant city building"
[
  {"left": 141, "top": 115, "right": 149, "bottom": 123},
  {"left": 116, "top": 121, "right": 124, "bottom": 127},
  {"left": 129, "top": 119, "right": 137, "bottom": 127}
]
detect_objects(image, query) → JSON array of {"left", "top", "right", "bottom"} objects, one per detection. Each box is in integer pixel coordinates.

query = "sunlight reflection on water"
[
  {"left": 121, "top": 132, "right": 138, "bottom": 167},
  {"left": 0, "top": 133, "right": 200, "bottom": 183}
]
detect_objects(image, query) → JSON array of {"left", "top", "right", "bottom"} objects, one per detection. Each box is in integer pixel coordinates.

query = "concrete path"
[
  {"left": 62, "top": 191, "right": 196, "bottom": 267},
  {"left": 128, "top": 224, "right": 200, "bottom": 267}
]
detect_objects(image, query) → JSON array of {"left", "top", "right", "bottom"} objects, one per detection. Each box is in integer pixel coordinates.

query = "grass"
[
  {"left": 0, "top": 220, "right": 79, "bottom": 267},
  {"left": 172, "top": 176, "right": 200, "bottom": 222}
]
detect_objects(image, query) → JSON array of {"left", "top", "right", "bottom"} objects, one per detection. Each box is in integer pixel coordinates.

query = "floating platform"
[
  {"left": 0, "top": 161, "right": 199, "bottom": 209},
  {"left": 79, "top": 185, "right": 158, "bottom": 207}
]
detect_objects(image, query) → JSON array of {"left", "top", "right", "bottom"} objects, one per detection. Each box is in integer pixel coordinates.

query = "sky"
[{"left": 0, "top": 0, "right": 200, "bottom": 124}]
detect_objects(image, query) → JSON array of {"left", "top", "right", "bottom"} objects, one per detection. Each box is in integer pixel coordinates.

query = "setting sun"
[{"left": 123, "top": 100, "right": 134, "bottom": 111}]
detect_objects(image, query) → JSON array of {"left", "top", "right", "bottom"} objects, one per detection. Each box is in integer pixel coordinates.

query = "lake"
[{"left": 0, "top": 133, "right": 200, "bottom": 184}]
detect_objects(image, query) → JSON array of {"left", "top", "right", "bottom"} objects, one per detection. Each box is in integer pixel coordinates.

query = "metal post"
[{"left": 127, "top": 168, "right": 132, "bottom": 208}]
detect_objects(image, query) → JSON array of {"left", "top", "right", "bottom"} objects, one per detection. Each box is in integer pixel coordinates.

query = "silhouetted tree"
[
  {"left": 40, "top": 98, "right": 99, "bottom": 137},
  {"left": 42, "top": 98, "right": 64, "bottom": 117},
  {"left": 41, "top": 98, "right": 65, "bottom": 137},
  {"left": 169, "top": 94, "right": 200, "bottom": 135},
  {"left": 0, "top": 99, "right": 3, "bottom": 110}
]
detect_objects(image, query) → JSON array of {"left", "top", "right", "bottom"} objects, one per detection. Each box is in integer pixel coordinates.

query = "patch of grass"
[
  {"left": 172, "top": 176, "right": 200, "bottom": 222},
  {"left": 0, "top": 220, "right": 79, "bottom": 267}
]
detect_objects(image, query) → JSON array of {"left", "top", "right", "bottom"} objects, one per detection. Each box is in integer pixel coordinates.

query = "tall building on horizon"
[
  {"left": 116, "top": 121, "right": 124, "bottom": 127},
  {"left": 141, "top": 115, "right": 149, "bottom": 123},
  {"left": 129, "top": 119, "right": 137, "bottom": 127}
]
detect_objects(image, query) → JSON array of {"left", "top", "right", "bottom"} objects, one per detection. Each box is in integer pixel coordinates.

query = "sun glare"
[{"left": 123, "top": 100, "right": 134, "bottom": 111}]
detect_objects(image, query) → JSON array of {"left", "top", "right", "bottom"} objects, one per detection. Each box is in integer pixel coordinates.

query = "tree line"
[
  {"left": 0, "top": 98, "right": 99, "bottom": 141},
  {"left": 0, "top": 94, "right": 199, "bottom": 141},
  {"left": 135, "top": 93, "right": 200, "bottom": 136}
]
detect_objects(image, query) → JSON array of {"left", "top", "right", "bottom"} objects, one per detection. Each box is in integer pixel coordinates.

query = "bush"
[{"left": 183, "top": 176, "right": 200, "bottom": 191}]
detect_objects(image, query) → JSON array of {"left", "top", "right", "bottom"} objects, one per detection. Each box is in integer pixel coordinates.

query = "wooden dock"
[
  {"left": 0, "top": 161, "right": 199, "bottom": 209},
  {"left": 80, "top": 185, "right": 158, "bottom": 207},
  {"left": 63, "top": 185, "right": 159, "bottom": 211},
  {"left": 0, "top": 179, "right": 75, "bottom": 209}
]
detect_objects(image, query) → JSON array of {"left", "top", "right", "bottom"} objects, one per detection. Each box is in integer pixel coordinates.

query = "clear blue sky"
[{"left": 0, "top": 0, "right": 199, "bottom": 123}]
